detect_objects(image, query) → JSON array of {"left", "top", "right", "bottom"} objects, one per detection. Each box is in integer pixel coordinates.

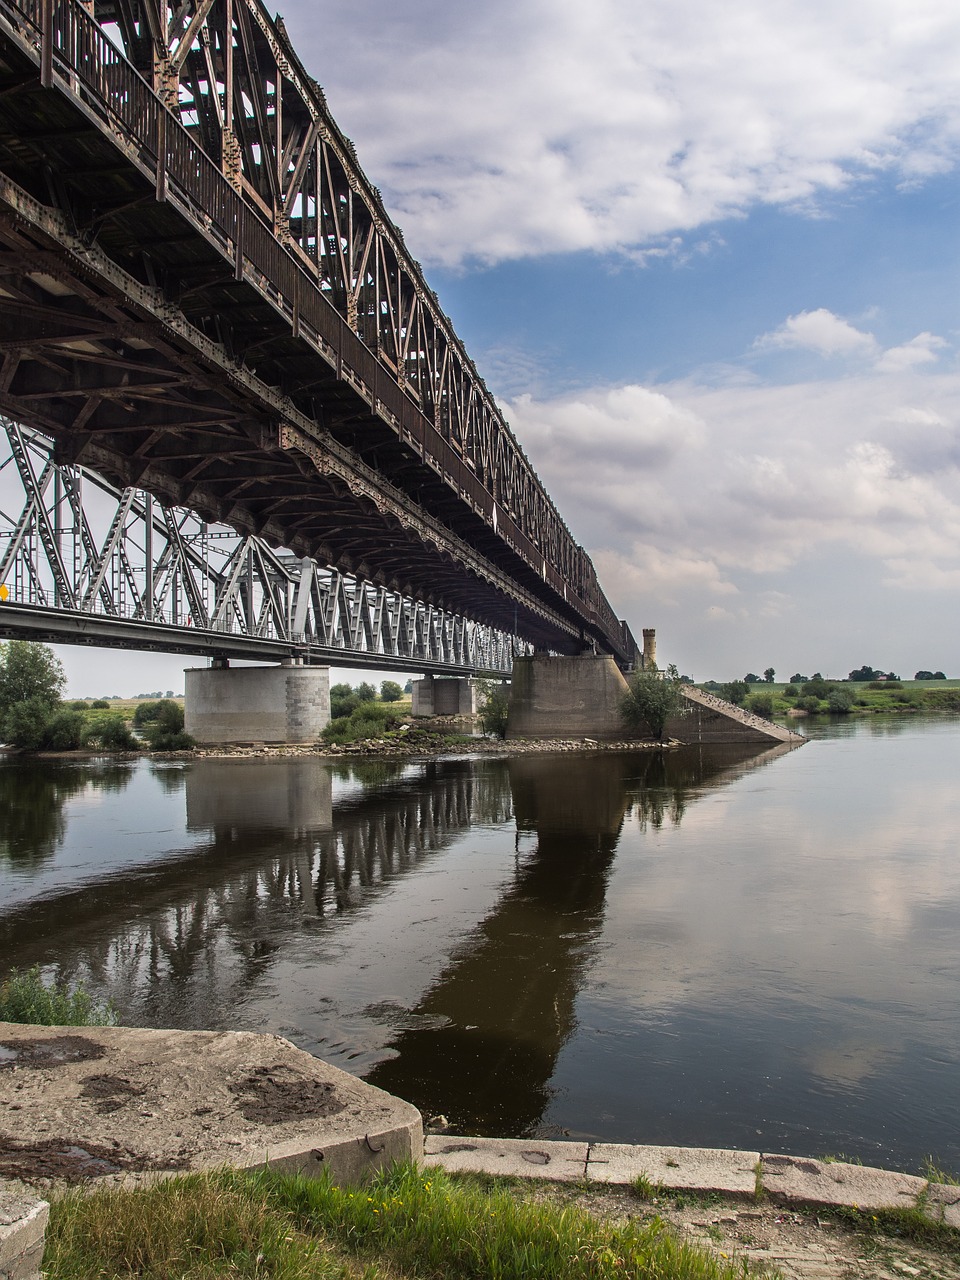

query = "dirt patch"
[
  {"left": 0, "top": 1035, "right": 107, "bottom": 1069},
  {"left": 0, "top": 1135, "right": 186, "bottom": 1184},
  {"left": 79, "top": 1073, "right": 147, "bottom": 1114},
  {"left": 228, "top": 1063, "right": 346, "bottom": 1125}
]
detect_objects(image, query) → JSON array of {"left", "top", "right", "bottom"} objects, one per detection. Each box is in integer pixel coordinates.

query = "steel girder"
[
  {"left": 0, "top": 418, "right": 524, "bottom": 673},
  {"left": 0, "top": 0, "right": 640, "bottom": 666}
]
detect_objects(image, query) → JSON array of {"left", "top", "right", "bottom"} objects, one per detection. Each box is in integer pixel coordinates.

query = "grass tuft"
[
  {"left": 46, "top": 1165, "right": 771, "bottom": 1279},
  {"left": 0, "top": 965, "right": 117, "bottom": 1026}
]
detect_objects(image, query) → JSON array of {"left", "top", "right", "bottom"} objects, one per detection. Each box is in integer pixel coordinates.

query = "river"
[{"left": 1, "top": 713, "right": 958, "bottom": 1174}]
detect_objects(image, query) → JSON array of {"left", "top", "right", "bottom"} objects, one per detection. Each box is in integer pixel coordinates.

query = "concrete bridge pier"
[
  {"left": 411, "top": 675, "right": 479, "bottom": 717},
  {"left": 506, "top": 654, "right": 804, "bottom": 746},
  {"left": 184, "top": 662, "right": 330, "bottom": 744}
]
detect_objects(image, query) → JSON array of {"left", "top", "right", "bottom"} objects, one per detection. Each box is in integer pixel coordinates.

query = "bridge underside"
[{"left": 0, "top": 3, "right": 620, "bottom": 658}]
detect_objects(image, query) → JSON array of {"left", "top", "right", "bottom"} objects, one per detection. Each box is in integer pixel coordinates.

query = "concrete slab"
[
  {"left": 423, "top": 1136, "right": 589, "bottom": 1181},
  {"left": 924, "top": 1181, "right": 960, "bottom": 1229},
  {"left": 760, "top": 1155, "right": 926, "bottom": 1211},
  {"left": 0, "top": 1022, "right": 422, "bottom": 1189},
  {"left": 0, "top": 1188, "right": 48, "bottom": 1280},
  {"left": 588, "top": 1143, "right": 760, "bottom": 1196}
]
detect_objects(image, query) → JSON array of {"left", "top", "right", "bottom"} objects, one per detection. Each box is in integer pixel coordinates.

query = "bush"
[
  {"left": 798, "top": 695, "right": 822, "bottom": 713},
  {"left": 801, "top": 678, "right": 836, "bottom": 699},
  {"left": 380, "top": 680, "right": 404, "bottom": 702},
  {"left": 0, "top": 965, "right": 116, "bottom": 1026},
  {"left": 3, "top": 696, "right": 54, "bottom": 749},
  {"left": 476, "top": 680, "right": 510, "bottom": 738},
  {"left": 69, "top": 699, "right": 88, "bottom": 711},
  {"left": 90, "top": 698, "right": 110, "bottom": 710},
  {"left": 355, "top": 682, "right": 377, "bottom": 703},
  {"left": 746, "top": 692, "right": 774, "bottom": 719},
  {"left": 783, "top": 684, "right": 798, "bottom": 698},
  {"left": 321, "top": 700, "right": 403, "bottom": 745},
  {"left": 44, "top": 709, "right": 86, "bottom": 750},
  {"left": 142, "top": 701, "right": 194, "bottom": 751},
  {"left": 826, "top": 687, "right": 854, "bottom": 714},
  {"left": 720, "top": 680, "right": 749, "bottom": 705},
  {"left": 132, "top": 700, "right": 164, "bottom": 727},
  {"left": 85, "top": 714, "right": 137, "bottom": 751}
]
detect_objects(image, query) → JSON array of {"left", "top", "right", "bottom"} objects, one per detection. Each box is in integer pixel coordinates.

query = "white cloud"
[
  {"left": 502, "top": 365, "right": 960, "bottom": 670},
  {"left": 875, "top": 331, "right": 948, "bottom": 372},
  {"left": 754, "top": 309, "right": 877, "bottom": 357},
  {"left": 281, "top": 0, "right": 960, "bottom": 265}
]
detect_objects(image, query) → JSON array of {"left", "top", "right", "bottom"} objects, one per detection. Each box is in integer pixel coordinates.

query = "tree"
[
  {"left": 790, "top": 673, "right": 806, "bottom": 684},
  {"left": 379, "top": 680, "right": 404, "bottom": 702},
  {"left": 915, "top": 670, "right": 946, "bottom": 681},
  {"left": 620, "top": 665, "right": 689, "bottom": 742},
  {"left": 763, "top": 667, "right": 775, "bottom": 683},
  {"left": 476, "top": 679, "right": 510, "bottom": 739},
  {"left": 0, "top": 641, "right": 64, "bottom": 718},
  {"left": 827, "top": 687, "right": 854, "bottom": 714},
  {"left": 355, "top": 681, "right": 377, "bottom": 703},
  {"left": 721, "top": 680, "right": 750, "bottom": 705},
  {"left": 849, "top": 665, "right": 880, "bottom": 682},
  {"left": 744, "top": 672, "right": 761, "bottom": 683}
]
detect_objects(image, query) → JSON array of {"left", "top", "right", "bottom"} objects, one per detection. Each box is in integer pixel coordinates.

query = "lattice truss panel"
[{"left": 0, "top": 419, "right": 521, "bottom": 671}]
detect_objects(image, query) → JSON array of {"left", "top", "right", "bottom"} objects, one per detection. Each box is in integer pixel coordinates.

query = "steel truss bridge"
[
  {"left": 0, "top": 0, "right": 639, "bottom": 668},
  {"left": 0, "top": 418, "right": 524, "bottom": 673}
]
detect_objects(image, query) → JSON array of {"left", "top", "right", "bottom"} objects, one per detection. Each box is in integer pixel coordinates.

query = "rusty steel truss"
[
  {"left": 0, "top": 418, "right": 523, "bottom": 672},
  {"left": 0, "top": 0, "right": 639, "bottom": 665}
]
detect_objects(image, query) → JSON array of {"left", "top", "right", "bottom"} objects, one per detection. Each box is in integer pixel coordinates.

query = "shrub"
[
  {"left": 69, "top": 699, "right": 89, "bottom": 711},
  {"left": 746, "top": 692, "right": 774, "bottom": 719},
  {"left": 826, "top": 687, "right": 854, "bottom": 714},
  {"left": 783, "top": 684, "right": 798, "bottom": 698},
  {"left": 720, "top": 680, "right": 749, "bottom": 705},
  {"left": 476, "top": 680, "right": 510, "bottom": 738},
  {"left": 0, "top": 965, "right": 116, "bottom": 1026},
  {"left": 142, "top": 701, "right": 194, "bottom": 751},
  {"left": 43, "top": 709, "right": 86, "bottom": 750},
  {"left": 802, "top": 678, "right": 836, "bottom": 699},
  {"left": 380, "top": 680, "right": 404, "bottom": 702},
  {"left": 355, "top": 681, "right": 377, "bottom": 703},
  {"left": 90, "top": 698, "right": 110, "bottom": 710},
  {"left": 85, "top": 714, "right": 137, "bottom": 751},
  {"left": 321, "top": 700, "right": 403, "bottom": 745},
  {"left": 2, "top": 696, "right": 54, "bottom": 749},
  {"left": 132, "top": 699, "right": 164, "bottom": 727},
  {"left": 798, "top": 695, "right": 822, "bottom": 713}
]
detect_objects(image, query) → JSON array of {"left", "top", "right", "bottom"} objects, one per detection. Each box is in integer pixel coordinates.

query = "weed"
[
  {"left": 923, "top": 1157, "right": 960, "bottom": 1186},
  {"left": 632, "top": 1171, "right": 665, "bottom": 1201},
  {"left": 753, "top": 1161, "right": 765, "bottom": 1203},
  {"left": 0, "top": 965, "right": 116, "bottom": 1026}
]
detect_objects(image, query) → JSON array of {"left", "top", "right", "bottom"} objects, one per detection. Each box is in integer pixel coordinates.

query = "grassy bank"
[
  {"left": 44, "top": 1164, "right": 759, "bottom": 1280},
  {"left": 701, "top": 680, "right": 960, "bottom": 721}
]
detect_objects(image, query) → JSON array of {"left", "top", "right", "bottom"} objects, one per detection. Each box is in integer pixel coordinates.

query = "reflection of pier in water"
[
  {"left": 368, "top": 741, "right": 800, "bottom": 1136},
  {"left": 0, "top": 757, "right": 513, "bottom": 1028}
]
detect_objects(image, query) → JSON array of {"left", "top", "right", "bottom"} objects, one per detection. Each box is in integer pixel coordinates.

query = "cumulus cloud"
[
  {"left": 875, "top": 332, "right": 949, "bottom": 372},
  {"left": 754, "top": 309, "right": 877, "bottom": 357},
  {"left": 281, "top": 0, "right": 960, "bottom": 265},
  {"left": 501, "top": 365, "right": 960, "bottom": 665}
]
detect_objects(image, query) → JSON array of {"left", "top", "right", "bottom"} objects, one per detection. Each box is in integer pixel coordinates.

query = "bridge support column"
[
  {"left": 507, "top": 654, "right": 630, "bottom": 740},
  {"left": 184, "top": 663, "right": 330, "bottom": 744},
  {"left": 411, "top": 676, "right": 479, "bottom": 717}
]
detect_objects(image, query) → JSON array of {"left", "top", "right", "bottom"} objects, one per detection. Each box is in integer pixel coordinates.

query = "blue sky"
[{"left": 58, "top": 0, "right": 960, "bottom": 690}]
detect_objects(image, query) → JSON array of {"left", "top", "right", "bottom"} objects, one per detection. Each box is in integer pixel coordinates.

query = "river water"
[{"left": 1, "top": 714, "right": 958, "bottom": 1174}]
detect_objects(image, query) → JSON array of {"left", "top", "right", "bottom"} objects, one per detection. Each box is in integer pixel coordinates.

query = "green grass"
[
  {"left": 44, "top": 1164, "right": 768, "bottom": 1280},
  {"left": 0, "top": 965, "right": 117, "bottom": 1026}
]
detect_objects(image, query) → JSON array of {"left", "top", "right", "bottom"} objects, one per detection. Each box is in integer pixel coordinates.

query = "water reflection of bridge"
[{"left": 0, "top": 743, "right": 796, "bottom": 1131}]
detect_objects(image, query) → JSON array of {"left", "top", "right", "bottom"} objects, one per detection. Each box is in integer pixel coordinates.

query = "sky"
[{"left": 59, "top": 0, "right": 960, "bottom": 689}]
